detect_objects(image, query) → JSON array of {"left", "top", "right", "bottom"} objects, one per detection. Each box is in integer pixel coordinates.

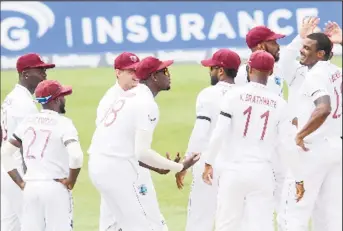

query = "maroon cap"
[
  {"left": 135, "top": 56, "right": 174, "bottom": 80},
  {"left": 16, "top": 53, "right": 55, "bottom": 73},
  {"left": 248, "top": 50, "right": 275, "bottom": 72},
  {"left": 246, "top": 26, "right": 285, "bottom": 49},
  {"left": 201, "top": 49, "right": 241, "bottom": 70},
  {"left": 35, "top": 80, "right": 72, "bottom": 104},
  {"left": 114, "top": 52, "right": 140, "bottom": 70}
]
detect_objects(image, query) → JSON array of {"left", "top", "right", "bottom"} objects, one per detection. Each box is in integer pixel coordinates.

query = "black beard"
[
  {"left": 59, "top": 104, "right": 66, "bottom": 114},
  {"left": 210, "top": 76, "right": 219, "bottom": 86}
]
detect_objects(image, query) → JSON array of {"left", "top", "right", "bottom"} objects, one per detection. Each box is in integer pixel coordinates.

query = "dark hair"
[
  {"left": 307, "top": 33, "right": 333, "bottom": 61},
  {"left": 223, "top": 68, "right": 238, "bottom": 78}
]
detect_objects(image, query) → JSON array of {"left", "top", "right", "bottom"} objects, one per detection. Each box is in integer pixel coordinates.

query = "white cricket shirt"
[
  {"left": 1, "top": 84, "right": 38, "bottom": 169},
  {"left": 13, "top": 109, "right": 79, "bottom": 180},
  {"left": 88, "top": 84, "right": 159, "bottom": 159},
  {"left": 296, "top": 61, "right": 342, "bottom": 143},
  {"left": 207, "top": 82, "right": 293, "bottom": 165},
  {"left": 186, "top": 81, "right": 235, "bottom": 156},
  {"left": 96, "top": 82, "right": 125, "bottom": 126}
]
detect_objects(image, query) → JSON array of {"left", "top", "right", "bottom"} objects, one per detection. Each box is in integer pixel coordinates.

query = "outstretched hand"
[{"left": 324, "top": 21, "right": 342, "bottom": 44}]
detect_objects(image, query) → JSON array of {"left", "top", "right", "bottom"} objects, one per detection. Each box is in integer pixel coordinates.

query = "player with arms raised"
[
  {"left": 88, "top": 56, "right": 199, "bottom": 231},
  {"left": 202, "top": 51, "right": 304, "bottom": 231},
  {"left": 1, "top": 53, "right": 55, "bottom": 231},
  {"left": 1, "top": 80, "right": 84, "bottom": 231}
]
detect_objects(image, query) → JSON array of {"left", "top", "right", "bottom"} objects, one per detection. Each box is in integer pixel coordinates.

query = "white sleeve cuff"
[
  {"left": 1, "top": 141, "right": 20, "bottom": 172},
  {"left": 66, "top": 142, "right": 84, "bottom": 169},
  {"left": 135, "top": 129, "right": 183, "bottom": 172}
]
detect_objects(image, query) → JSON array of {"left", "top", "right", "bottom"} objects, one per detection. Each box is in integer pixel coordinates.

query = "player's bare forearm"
[
  {"left": 297, "top": 96, "right": 331, "bottom": 139},
  {"left": 67, "top": 168, "right": 81, "bottom": 189},
  {"left": 8, "top": 169, "right": 25, "bottom": 190}
]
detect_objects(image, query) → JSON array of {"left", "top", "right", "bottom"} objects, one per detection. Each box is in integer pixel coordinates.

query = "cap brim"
[
  {"left": 121, "top": 62, "right": 140, "bottom": 70},
  {"left": 200, "top": 59, "right": 217, "bottom": 67},
  {"left": 157, "top": 60, "right": 174, "bottom": 71},
  {"left": 60, "top": 86, "right": 73, "bottom": 96},
  {"left": 31, "top": 63, "right": 56, "bottom": 70},
  {"left": 266, "top": 33, "right": 286, "bottom": 41}
]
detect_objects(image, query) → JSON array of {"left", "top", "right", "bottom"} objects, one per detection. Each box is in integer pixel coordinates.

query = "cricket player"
[
  {"left": 202, "top": 50, "right": 304, "bottom": 231},
  {"left": 88, "top": 56, "right": 200, "bottom": 231},
  {"left": 235, "top": 18, "right": 322, "bottom": 212},
  {"left": 175, "top": 49, "right": 241, "bottom": 231},
  {"left": 278, "top": 32, "right": 342, "bottom": 231},
  {"left": 96, "top": 52, "right": 172, "bottom": 231},
  {"left": 1, "top": 79, "right": 84, "bottom": 231},
  {"left": 1, "top": 53, "right": 55, "bottom": 231}
]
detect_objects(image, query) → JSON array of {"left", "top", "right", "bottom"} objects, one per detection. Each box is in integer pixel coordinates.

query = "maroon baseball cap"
[
  {"left": 201, "top": 49, "right": 241, "bottom": 70},
  {"left": 114, "top": 52, "right": 140, "bottom": 70},
  {"left": 35, "top": 80, "right": 72, "bottom": 104},
  {"left": 246, "top": 26, "right": 285, "bottom": 49},
  {"left": 16, "top": 53, "right": 55, "bottom": 73},
  {"left": 248, "top": 50, "right": 275, "bottom": 72},
  {"left": 135, "top": 56, "right": 174, "bottom": 80}
]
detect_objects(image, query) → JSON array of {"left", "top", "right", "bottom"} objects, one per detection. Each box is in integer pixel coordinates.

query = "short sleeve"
[
  {"left": 220, "top": 90, "right": 237, "bottom": 116},
  {"left": 135, "top": 100, "right": 159, "bottom": 133},
  {"left": 62, "top": 119, "right": 79, "bottom": 143},
  {"left": 12, "top": 118, "right": 27, "bottom": 141},
  {"left": 302, "top": 73, "right": 329, "bottom": 102},
  {"left": 195, "top": 91, "right": 212, "bottom": 119}
]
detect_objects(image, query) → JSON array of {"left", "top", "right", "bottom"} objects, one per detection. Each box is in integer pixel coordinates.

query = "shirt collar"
[
  {"left": 15, "top": 84, "right": 33, "bottom": 98},
  {"left": 40, "top": 109, "right": 59, "bottom": 115}
]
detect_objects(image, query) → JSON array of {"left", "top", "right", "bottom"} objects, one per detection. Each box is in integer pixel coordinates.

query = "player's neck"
[
  {"left": 250, "top": 79, "right": 267, "bottom": 86},
  {"left": 220, "top": 77, "right": 235, "bottom": 84}
]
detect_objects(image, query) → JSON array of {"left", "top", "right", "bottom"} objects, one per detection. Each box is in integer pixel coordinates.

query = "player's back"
[
  {"left": 88, "top": 84, "right": 157, "bottom": 158},
  {"left": 15, "top": 110, "right": 77, "bottom": 180},
  {"left": 222, "top": 82, "right": 287, "bottom": 163}
]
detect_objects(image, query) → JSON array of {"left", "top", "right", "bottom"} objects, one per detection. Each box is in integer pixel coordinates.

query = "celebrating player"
[
  {"left": 175, "top": 49, "right": 241, "bottom": 231},
  {"left": 88, "top": 56, "right": 199, "bottom": 231},
  {"left": 1, "top": 80, "right": 84, "bottom": 231},
  {"left": 1, "top": 53, "right": 55, "bottom": 231},
  {"left": 202, "top": 51, "right": 303, "bottom": 231},
  {"left": 278, "top": 32, "right": 342, "bottom": 231}
]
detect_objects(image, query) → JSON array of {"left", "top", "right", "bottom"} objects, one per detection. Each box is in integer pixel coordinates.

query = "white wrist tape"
[
  {"left": 1, "top": 141, "right": 19, "bottom": 172},
  {"left": 135, "top": 129, "right": 183, "bottom": 172},
  {"left": 66, "top": 142, "right": 84, "bottom": 169}
]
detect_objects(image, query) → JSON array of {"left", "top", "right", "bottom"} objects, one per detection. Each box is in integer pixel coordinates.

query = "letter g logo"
[{"left": 1, "top": 1, "right": 55, "bottom": 51}]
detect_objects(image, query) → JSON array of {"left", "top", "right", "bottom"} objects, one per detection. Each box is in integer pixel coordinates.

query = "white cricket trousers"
[
  {"left": 98, "top": 166, "right": 168, "bottom": 231},
  {"left": 186, "top": 158, "right": 218, "bottom": 231},
  {"left": 21, "top": 180, "right": 73, "bottom": 231},
  {"left": 1, "top": 166, "right": 24, "bottom": 231},
  {"left": 215, "top": 162, "right": 275, "bottom": 231},
  {"left": 88, "top": 154, "right": 166, "bottom": 231},
  {"left": 278, "top": 138, "right": 342, "bottom": 231}
]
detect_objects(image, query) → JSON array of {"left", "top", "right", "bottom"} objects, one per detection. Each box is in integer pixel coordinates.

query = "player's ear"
[
  {"left": 316, "top": 50, "right": 325, "bottom": 60},
  {"left": 256, "top": 43, "right": 265, "bottom": 51},
  {"left": 151, "top": 73, "right": 158, "bottom": 82},
  {"left": 268, "top": 70, "right": 273, "bottom": 76},
  {"left": 115, "top": 69, "right": 121, "bottom": 78}
]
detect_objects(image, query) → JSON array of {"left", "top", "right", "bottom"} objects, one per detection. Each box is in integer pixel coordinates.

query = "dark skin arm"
[
  {"left": 139, "top": 152, "right": 181, "bottom": 175},
  {"left": 6, "top": 138, "right": 26, "bottom": 190},
  {"left": 296, "top": 95, "right": 331, "bottom": 150},
  {"left": 55, "top": 139, "right": 81, "bottom": 190}
]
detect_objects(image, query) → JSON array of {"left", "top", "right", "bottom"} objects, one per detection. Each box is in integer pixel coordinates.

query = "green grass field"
[{"left": 1, "top": 57, "right": 342, "bottom": 231}]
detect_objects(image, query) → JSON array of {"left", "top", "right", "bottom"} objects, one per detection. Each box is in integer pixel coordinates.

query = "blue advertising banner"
[{"left": 1, "top": 1, "right": 342, "bottom": 69}]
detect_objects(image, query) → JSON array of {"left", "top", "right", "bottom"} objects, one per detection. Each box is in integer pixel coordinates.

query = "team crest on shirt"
[
  {"left": 274, "top": 76, "right": 282, "bottom": 86},
  {"left": 138, "top": 184, "right": 148, "bottom": 195}
]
